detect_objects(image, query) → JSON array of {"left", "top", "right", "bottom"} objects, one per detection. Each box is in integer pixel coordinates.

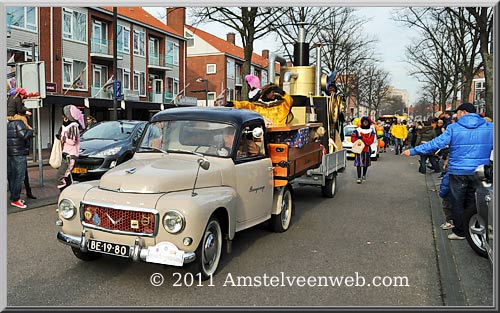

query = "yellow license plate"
[
  {"left": 350, "top": 153, "right": 355, "bottom": 158},
  {"left": 72, "top": 167, "right": 88, "bottom": 174}
]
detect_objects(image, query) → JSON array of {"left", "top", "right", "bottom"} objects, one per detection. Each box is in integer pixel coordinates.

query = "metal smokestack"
[{"left": 293, "top": 22, "right": 309, "bottom": 66}]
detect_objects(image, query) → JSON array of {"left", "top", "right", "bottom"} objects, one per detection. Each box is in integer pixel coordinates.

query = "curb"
[{"left": 425, "top": 172, "right": 467, "bottom": 306}]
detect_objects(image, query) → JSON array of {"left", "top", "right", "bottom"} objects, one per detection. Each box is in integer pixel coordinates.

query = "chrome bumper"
[{"left": 57, "top": 230, "right": 196, "bottom": 266}]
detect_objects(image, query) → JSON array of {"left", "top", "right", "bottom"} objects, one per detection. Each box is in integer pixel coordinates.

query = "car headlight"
[
  {"left": 59, "top": 199, "right": 76, "bottom": 220},
  {"left": 162, "top": 210, "right": 185, "bottom": 234},
  {"left": 90, "top": 146, "right": 121, "bottom": 157}
]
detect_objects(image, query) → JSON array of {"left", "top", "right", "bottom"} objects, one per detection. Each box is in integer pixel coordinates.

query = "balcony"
[
  {"left": 90, "top": 38, "right": 123, "bottom": 60},
  {"left": 147, "top": 53, "right": 173, "bottom": 71},
  {"left": 91, "top": 86, "right": 113, "bottom": 99}
]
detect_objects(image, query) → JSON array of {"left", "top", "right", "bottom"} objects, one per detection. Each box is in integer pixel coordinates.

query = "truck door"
[{"left": 234, "top": 123, "right": 273, "bottom": 224}]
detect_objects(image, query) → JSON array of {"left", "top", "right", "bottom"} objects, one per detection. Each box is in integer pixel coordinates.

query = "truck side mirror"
[
  {"left": 198, "top": 158, "right": 210, "bottom": 170},
  {"left": 252, "top": 127, "right": 264, "bottom": 139}
]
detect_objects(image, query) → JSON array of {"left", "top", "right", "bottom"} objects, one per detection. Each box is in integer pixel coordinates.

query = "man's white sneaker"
[{"left": 448, "top": 233, "right": 465, "bottom": 240}]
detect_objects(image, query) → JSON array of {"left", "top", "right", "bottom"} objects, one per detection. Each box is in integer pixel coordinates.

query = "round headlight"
[
  {"left": 59, "top": 199, "right": 76, "bottom": 220},
  {"left": 162, "top": 210, "right": 185, "bottom": 234}
]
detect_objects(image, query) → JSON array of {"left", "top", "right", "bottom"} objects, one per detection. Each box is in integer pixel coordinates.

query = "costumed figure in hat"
[
  {"left": 351, "top": 116, "right": 376, "bottom": 184},
  {"left": 326, "top": 71, "right": 346, "bottom": 150},
  {"left": 7, "top": 87, "right": 33, "bottom": 130},
  {"left": 227, "top": 82, "right": 293, "bottom": 126},
  {"left": 56, "top": 105, "right": 85, "bottom": 192}
]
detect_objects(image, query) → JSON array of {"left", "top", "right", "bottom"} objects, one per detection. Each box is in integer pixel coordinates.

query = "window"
[
  {"left": 166, "top": 40, "right": 179, "bottom": 66},
  {"left": 184, "top": 30, "right": 194, "bottom": 47},
  {"left": 133, "top": 30, "right": 146, "bottom": 56},
  {"left": 474, "top": 80, "right": 485, "bottom": 101},
  {"left": 117, "top": 68, "right": 130, "bottom": 90},
  {"left": 261, "top": 71, "right": 268, "bottom": 85},
  {"left": 208, "top": 92, "right": 216, "bottom": 101},
  {"left": 207, "top": 64, "right": 216, "bottom": 74},
  {"left": 226, "top": 88, "right": 234, "bottom": 101},
  {"left": 7, "top": 7, "right": 37, "bottom": 31},
  {"left": 117, "top": 25, "right": 130, "bottom": 54},
  {"left": 92, "top": 64, "right": 108, "bottom": 87},
  {"left": 63, "top": 8, "right": 87, "bottom": 43},
  {"left": 92, "top": 20, "right": 108, "bottom": 54},
  {"left": 133, "top": 71, "right": 146, "bottom": 96},
  {"left": 63, "top": 58, "right": 87, "bottom": 89},
  {"left": 235, "top": 64, "right": 242, "bottom": 85},
  {"left": 227, "top": 59, "right": 235, "bottom": 79}
]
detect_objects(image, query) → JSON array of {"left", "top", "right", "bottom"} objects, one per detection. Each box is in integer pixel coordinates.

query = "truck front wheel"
[
  {"left": 188, "top": 217, "right": 223, "bottom": 280},
  {"left": 270, "top": 187, "right": 293, "bottom": 233}
]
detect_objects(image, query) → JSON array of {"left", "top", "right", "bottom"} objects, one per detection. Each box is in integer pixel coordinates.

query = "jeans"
[
  {"left": 419, "top": 154, "right": 441, "bottom": 173},
  {"left": 394, "top": 138, "right": 404, "bottom": 155},
  {"left": 449, "top": 174, "right": 477, "bottom": 237},
  {"left": 7, "top": 155, "right": 27, "bottom": 202}
]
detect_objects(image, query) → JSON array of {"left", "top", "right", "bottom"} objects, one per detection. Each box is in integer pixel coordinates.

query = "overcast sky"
[{"left": 144, "top": 6, "right": 424, "bottom": 105}]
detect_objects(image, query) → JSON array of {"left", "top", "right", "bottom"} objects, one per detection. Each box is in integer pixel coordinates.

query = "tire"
[
  {"left": 188, "top": 217, "right": 223, "bottom": 280},
  {"left": 464, "top": 209, "right": 488, "bottom": 258},
  {"left": 321, "top": 174, "right": 337, "bottom": 198},
  {"left": 71, "top": 247, "right": 102, "bottom": 261},
  {"left": 270, "top": 187, "right": 293, "bottom": 233}
]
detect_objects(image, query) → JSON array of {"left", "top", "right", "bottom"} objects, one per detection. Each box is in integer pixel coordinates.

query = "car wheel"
[
  {"left": 464, "top": 209, "right": 488, "bottom": 258},
  {"left": 71, "top": 247, "right": 102, "bottom": 261},
  {"left": 188, "top": 217, "right": 223, "bottom": 280},
  {"left": 321, "top": 174, "right": 337, "bottom": 198},
  {"left": 270, "top": 187, "right": 293, "bottom": 233}
]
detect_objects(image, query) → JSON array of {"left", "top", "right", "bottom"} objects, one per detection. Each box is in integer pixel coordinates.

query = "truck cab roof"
[{"left": 151, "top": 107, "right": 265, "bottom": 127}]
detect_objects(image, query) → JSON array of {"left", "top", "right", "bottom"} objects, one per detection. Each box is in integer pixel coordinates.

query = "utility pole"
[{"left": 112, "top": 7, "right": 118, "bottom": 120}]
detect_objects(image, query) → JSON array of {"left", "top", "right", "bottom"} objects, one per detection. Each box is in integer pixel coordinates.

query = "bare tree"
[
  {"left": 187, "top": 7, "right": 288, "bottom": 100},
  {"left": 270, "top": 7, "right": 333, "bottom": 61},
  {"left": 463, "top": 7, "right": 493, "bottom": 117},
  {"left": 393, "top": 7, "right": 482, "bottom": 111}
]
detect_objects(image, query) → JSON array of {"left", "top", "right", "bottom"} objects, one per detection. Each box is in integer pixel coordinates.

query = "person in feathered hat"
[
  {"left": 245, "top": 74, "right": 261, "bottom": 102},
  {"left": 7, "top": 87, "right": 33, "bottom": 130},
  {"left": 56, "top": 105, "right": 85, "bottom": 192},
  {"left": 351, "top": 116, "right": 376, "bottom": 184},
  {"left": 326, "top": 70, "right": 338, "bottom": 95}
]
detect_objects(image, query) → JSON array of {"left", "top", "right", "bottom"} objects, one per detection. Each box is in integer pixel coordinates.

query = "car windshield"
[
  {"left": 137, "top": 120, "right": 236, "bottom": 157},
  {"left": 81, "top": 121, "right": 136, "bottom": 140},
  {"left": 344, "top": 126, "right": 356, "bottom": 137}
]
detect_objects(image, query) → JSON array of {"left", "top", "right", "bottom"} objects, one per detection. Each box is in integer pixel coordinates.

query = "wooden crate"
[{"left": 268, "top": 141, "right": 323, "bottom": 187}]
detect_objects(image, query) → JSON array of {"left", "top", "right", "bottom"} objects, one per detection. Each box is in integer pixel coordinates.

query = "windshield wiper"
[
  {"left": 138, "top": 146, "right": 168, "bottom": 154},
  {"left": 166, "top": 149, "right": 204, "bottom": 157}
]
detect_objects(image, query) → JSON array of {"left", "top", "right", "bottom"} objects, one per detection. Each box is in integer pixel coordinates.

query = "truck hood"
[{"left": 98, "top": 154, "right": 226, "bottom": 193}]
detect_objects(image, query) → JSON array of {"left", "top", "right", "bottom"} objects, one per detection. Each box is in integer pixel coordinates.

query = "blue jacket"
[
  {"left": 410, "top": 113, "right": 493, "bottom": 175},
  {"left": 439, "top": 172, "right": 450, "bottom": 198}
]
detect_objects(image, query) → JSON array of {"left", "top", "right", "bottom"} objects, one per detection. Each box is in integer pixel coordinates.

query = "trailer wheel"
[
  {"left": 321, "top": 174, "right": 337, "bottom": 198},
  {"left": 270, "top": 187, "right": 293, "bottom": 233}
]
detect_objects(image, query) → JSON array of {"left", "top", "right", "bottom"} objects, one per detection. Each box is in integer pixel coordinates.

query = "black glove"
[
  {"left": 225, "top": 101, "right": 234, "bottom": 107},
  {"left": 55, "top": 133, "right": 61, "bottom": 140}
]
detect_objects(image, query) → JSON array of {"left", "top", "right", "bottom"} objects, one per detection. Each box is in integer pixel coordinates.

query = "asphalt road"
[{"left": 6, "top": 151, "right": 493, "bottom": 307}]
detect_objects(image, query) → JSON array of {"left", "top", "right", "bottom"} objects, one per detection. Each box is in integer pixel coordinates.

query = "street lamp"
[{"left": 196, "top": 78, "right": 209, "bottom": 106}]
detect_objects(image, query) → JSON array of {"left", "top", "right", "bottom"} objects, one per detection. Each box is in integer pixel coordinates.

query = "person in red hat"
[
  {"left": 7, "top": 87, "right": 33, "bottom": 130},
  {"left": 351, "top": 116, "right": 376, "bottom": 184}
]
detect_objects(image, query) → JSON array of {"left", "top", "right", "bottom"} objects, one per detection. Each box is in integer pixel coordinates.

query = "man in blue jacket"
[{"left": 402, "top": 103, "right": 493, "bottom": 240}]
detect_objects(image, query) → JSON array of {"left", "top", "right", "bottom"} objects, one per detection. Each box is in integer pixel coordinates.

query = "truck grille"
[{"left": 81, "top": 203, "right": 158, "bottom": 236}]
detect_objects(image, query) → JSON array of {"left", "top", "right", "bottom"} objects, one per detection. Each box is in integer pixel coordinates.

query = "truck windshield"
[{"left": 137, "top": 120, "right": 236, "bottom": 157}]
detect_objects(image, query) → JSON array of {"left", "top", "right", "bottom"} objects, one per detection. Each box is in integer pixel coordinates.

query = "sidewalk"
[{"left": 7, "top": 148, "right": 60, "bottom": 214}]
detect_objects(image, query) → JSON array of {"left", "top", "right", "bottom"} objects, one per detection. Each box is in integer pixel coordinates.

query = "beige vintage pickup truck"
[{"left": 56, "top": 107, "right": 342, "bottom": 279}]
